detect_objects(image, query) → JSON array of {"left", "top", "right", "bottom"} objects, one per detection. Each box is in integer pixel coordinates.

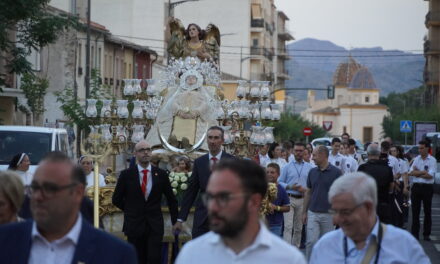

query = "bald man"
[{"left": 113, "top": 140, "right": 178, "bottom": 264}]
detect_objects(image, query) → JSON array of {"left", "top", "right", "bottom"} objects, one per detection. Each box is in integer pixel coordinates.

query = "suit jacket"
[
  {"left": 0, "top": 219, "right": 137, "bottom": 264},
  {"left": 19, "top": 195, "right": 103, "bottom": 227},
  {"left": 178, "top": 152, "right": 234, "bottom": 234},
  {"left": 112, "top": 164, "right": 178, "bottom": 238}
]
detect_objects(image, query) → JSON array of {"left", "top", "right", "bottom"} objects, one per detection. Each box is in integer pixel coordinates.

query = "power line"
[{"left": 109, "top": 34, "right": 424, "bottom": 54}]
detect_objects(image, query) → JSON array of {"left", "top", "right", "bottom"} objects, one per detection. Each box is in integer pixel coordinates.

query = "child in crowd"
[{"left": 266, "top": 163, "right": 290, "bottom": 237}]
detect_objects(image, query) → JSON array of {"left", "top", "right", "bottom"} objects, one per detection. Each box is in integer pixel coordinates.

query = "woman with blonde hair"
[{"left": 0, "top": 171, "right": 24, "bottom": 225}]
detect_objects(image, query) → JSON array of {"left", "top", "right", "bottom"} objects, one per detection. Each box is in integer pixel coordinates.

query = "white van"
[{"left": 0, "top": 126, "right": 73, "bottom": 174}]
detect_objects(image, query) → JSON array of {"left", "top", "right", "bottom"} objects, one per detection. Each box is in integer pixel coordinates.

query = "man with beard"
[
  {"left": 310, "top": 172, "right": 429, "bottom": 264},
  {"left": 0, "top": 152, "right": 136, "bottom": 264},
  {"left": 175, "top": 159, "right": 306, "bottom": 264}
]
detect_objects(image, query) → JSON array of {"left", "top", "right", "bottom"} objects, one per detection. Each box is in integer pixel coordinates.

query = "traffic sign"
[
  {"left": 400, "top": 120, "right": 412, "bottom": 133},
  {"left": 303, "top": 127, "right": 312, "bottom": 136},
  {"left": 323, "top": 121, "right": 333, "bottom": 131}
]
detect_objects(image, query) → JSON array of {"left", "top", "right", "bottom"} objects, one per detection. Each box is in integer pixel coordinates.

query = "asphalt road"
[{"left": 408, "top": 193, "right": 440, "bottom": 263}]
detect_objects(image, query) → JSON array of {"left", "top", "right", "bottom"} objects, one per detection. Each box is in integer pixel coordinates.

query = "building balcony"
[
  {"left": 251, "top": 19, "right": 265, "bottom": 28},
  {"left": 425, "top": 11, "right": 440, "bottom": 27},
  {"left": 277, "top": 50, "right": 291, "bottom": 60},
  {"left": 277, "top": 71, "right": 291, "bottom": 80},
  {"left": 424, "top": 40, "right": 440, "bottom": 55},
  {"left": 278, "top": 28, "right": 294, "bottom": 41}
]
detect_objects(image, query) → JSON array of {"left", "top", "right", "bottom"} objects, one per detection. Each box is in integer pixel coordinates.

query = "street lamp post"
[{"left": 168, "top": 0, "right": 200, "bottom": 17}]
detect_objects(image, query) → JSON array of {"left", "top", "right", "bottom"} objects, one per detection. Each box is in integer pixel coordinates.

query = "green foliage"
[
  {"left": 20, "top": 72, "right": 48, "bottom": 117},
  {"left": 381, "top": 86, "right": 440, "bottom": 144},
  {"left": 266, "top": 112, "right": 328, "bottom": 142},
  {"left": 0, "top": 0, "right": 78, "bottom": 85}
]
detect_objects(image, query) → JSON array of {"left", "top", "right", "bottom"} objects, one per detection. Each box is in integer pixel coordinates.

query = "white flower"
[
  {"left": 172, "top": 188, "right": 177, "bottom": 195},
  {"left": 169, "top": 177, "right": 173, "bottom": 182},
  {"left": 173, "top": 175, "right": 180, "bottom": 182},
  {"left": 171, "top": 181, "right": 178, "bottom": 188},
  {"left": 180, "top": 176, "right": 188, "bottom": 183},
  {"left": 181, "top": 183, "right": 188, "bottom": 190}
]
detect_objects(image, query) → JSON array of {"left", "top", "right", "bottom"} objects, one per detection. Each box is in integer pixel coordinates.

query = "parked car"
[
  {"left": 311, "top": 137, "right": 332, "bottom": 150},
  {"left": 403, "top": 145, "right": 419, "bottom": 161},
  {"left": 0, "top": 126, "right": 73, "bottom": 173}
]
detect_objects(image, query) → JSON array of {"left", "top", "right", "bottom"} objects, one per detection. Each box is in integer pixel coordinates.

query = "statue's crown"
[{"left": 161, "top": 56, "right": 220, "bottom": 87}]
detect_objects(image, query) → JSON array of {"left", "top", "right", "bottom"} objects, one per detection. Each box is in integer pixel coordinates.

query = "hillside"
[{"left": 285, "top": 38, "right": 424, "bottom": 100}]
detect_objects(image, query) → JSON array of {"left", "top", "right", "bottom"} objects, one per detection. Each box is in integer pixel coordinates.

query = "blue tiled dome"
[{"left": 348, "top": 67, "right": 377, "bottom": 89}]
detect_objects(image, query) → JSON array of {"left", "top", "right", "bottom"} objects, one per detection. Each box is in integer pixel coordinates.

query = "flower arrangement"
[{"left": 169, "top": 171, "right": 192, "bottom": 197}]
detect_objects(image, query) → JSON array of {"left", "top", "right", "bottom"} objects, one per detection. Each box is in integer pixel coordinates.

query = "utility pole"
[{"left": 85, "top": 0, "right": 91, "bottom": 98}]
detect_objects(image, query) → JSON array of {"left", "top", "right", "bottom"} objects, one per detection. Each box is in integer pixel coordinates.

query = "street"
[{"left": 409, "top": 194, "right": 440, "bottom": 263}]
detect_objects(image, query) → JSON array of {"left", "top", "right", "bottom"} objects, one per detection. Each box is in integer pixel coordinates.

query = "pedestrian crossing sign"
[{"left": 400, "top": 120, "right": 412, "bottom": 133}]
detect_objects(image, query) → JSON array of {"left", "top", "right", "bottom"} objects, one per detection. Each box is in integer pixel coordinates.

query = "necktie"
[
  {"left": 141, "top": 169, "right": 148, "bottom": 196},
  {"left": 211, "top": 157, "right": 218, "bottom": 165}
]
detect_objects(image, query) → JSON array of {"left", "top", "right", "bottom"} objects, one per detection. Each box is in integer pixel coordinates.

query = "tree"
[
  {"left": 0, "top": 0, "right": 78, "bottom": 87},
  {"left": 381, "top": 86, "right": 440, "bottom": 144},
  {"left": 267, "top": 112, "right": 328, "bottom": 143},
  {"left": 20, "top": 72, "right": 48, "bottom": 124}
]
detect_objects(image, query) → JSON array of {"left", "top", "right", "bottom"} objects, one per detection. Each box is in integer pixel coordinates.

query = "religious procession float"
[{"left": 82, "top": 17, "right": 280, "bottom": 262}]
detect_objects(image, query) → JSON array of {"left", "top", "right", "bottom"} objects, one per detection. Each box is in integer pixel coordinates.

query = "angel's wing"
[
  {"left": 203, "top": 23, "right": 220, "bottom": 62},
  {"left": 167, "top": 17, "right": 185, "bottom": 58}
]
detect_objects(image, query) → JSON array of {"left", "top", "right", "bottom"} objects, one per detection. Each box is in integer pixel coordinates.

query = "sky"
[{"left": 275, "top": 0, "right": 427, "bottom": 52}]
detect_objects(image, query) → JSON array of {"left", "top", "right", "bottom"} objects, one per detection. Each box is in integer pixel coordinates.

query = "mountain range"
[{"left": 284, "top": 38, "right": 425, "bottom": 101}]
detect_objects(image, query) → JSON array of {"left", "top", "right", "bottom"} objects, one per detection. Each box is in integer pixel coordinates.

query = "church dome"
[
  {"left": 333, "top": 56, "right": 362, "bottom": 87},
  {"left": 348, "top": 67, "right": 377, "bottom": 89}
]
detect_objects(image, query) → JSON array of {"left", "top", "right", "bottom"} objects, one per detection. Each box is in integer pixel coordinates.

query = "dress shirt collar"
[
  {"left": 259, "top": 153, "right": 269, "bottom": 160},
  {"left": 346, "top": 218, "right": 379, "bottom": 254},
  {"left": 32, "top": 213, "right": 82, "bottom": 246},
  {"left": 209, "top": 151, "right": 222, "bottom": 161},
  {"left": 137, "top": 163, "right": 152, "bottom": 173},
  {"left": 292, "top": 159, "right": 304, "bottom": 165},
  {"left": 330, "top": 152, "right": 342, "bottom": 158},
  {"left": 207, "top": 221, "right": 272, "bottom": 252}
]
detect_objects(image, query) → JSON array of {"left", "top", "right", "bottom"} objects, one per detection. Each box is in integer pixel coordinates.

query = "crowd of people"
[{"left": 0, "top": 126, "right": 436, "bottom": 263}]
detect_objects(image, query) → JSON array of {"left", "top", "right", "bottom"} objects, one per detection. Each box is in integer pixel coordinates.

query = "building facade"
[
  {"left": 0, "top": 4, "right": 156, "bottom": 126},
  {"left": 301, "top": 57, "right": 389, "bottom": 143},
  {"left": 423, "top": 0, "right": 440, "bottom": 105}
]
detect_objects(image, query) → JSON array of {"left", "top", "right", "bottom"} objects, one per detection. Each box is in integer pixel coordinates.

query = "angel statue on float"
[
  {"left": 167, "top": 17, "right": 220, "bottom": 64},
  {"left": 146, "top": 56, "right": 223, "bottom": 153}
]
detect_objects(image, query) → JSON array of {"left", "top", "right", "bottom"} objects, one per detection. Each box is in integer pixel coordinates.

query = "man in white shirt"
[
  {"left": 255, "top": 143, "right": 270, "bottom": 167},
  {"left": 380, "top": 141, "right": 399, "bottom": 177},
  {"left": 340, "top": 142, "right": 358, "bottom": 173},
  {"left": 328, "top": 138, "right": 346, "bottom": 173},
  {"left": 176, "top": 159, "right": 306, "bottom": 264},
  {"left": 0, "top": 152, "right": 136, "bottom": 264},
  {"left": 310, "top": 172, "right": 429, "bottom": 264},
  {"left": 408, "top": 140, "right": 438, "bottom": 241}
]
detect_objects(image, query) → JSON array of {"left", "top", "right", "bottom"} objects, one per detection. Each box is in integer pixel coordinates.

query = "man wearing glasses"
[
  {"left": 175, "top": 159, "right": 306, "bottom": 263},
  {"left": 0, "top": 152, "right": 137, "bottom": 264},
  {"left": 113, "top": 140, "right": 178, "bottom": 264},
  {"left": 310, "top": 172, "right": 429, "bottom": 264}
]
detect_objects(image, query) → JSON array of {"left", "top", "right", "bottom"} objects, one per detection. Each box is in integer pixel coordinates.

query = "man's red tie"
[
  {"left": 141, "top": 169, "right": 148, "bottom": 196},
  {"left": 211, "top": 157, "right": 218, "bottom": 165}
]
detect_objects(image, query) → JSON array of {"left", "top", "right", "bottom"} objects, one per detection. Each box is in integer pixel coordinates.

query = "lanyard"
[
  {"left": 344, "top": 222, "right": 383, "bottom": 264},
  {"left": 292, "top": 162, "right": 304, "bottom": 181}
]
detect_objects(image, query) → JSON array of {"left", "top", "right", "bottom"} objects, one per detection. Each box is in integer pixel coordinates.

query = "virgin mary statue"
[{"left": 146, "top": 56, "right": 222, "bottom": 152}]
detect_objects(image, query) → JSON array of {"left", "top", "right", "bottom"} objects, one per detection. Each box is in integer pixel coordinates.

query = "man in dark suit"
[
  {"left": 0, "top": 151, "right": 136, "bottom": 264},
  {"left": 173, "top": 126, "right": 234, "bottom": 238},
  {"left": 113, "top": 140, "right": 178, "bottom": 264}
]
